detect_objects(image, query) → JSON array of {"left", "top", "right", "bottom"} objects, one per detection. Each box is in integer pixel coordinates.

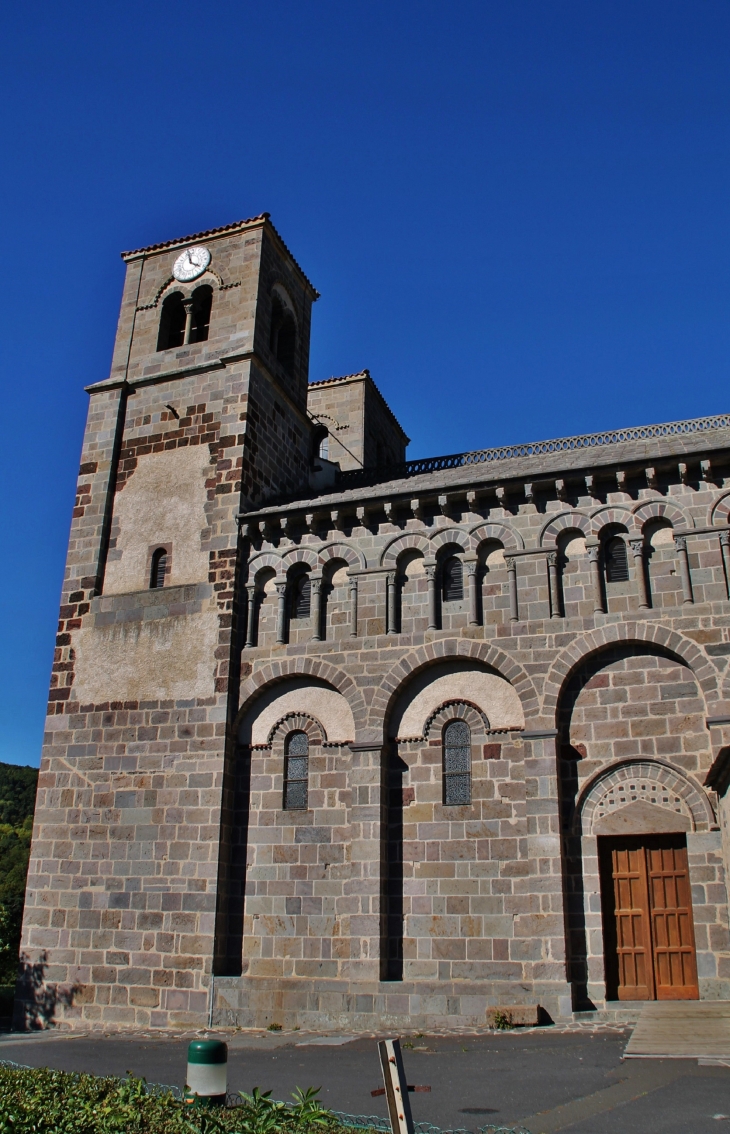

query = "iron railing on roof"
[{"left": 336, "top": 413, "right": 730, "bottom": 490}]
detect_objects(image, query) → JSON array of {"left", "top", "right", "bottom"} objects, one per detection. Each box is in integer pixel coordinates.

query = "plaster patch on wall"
[
  {"left": 74, "top": 612, "right": 219, "bottom": 703},
  {"left": 105, "top": 445, "right": 212, "bottom": 594},
  {"left": 239, "top": 678, "right": 356, "bottom": 746},
  {"left": 562, "top": 533, "right": 587, "bottom": 558},
  {"left": 391, "top": 661, "right": 525, "bottom": 739}
]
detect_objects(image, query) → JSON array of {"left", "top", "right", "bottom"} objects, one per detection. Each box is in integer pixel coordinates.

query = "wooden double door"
[{"left": 599, "top": 834, "right": 699, "bottom": 1001}]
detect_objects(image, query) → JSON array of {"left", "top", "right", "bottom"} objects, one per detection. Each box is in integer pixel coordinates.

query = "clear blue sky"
[{"left": 1, "top": 1, "right": 730, "bottom": 766}]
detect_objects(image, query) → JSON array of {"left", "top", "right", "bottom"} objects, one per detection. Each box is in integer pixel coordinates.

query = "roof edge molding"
[
  {"left": 336, "top": 412, "right": 730, "bottom": 490},
  {"left": 121, "top": 214, "right": 319, "bottom": 298}
]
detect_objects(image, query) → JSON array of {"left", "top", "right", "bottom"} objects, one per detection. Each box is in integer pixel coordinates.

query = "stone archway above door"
[{"left": 577, "top": 759, "right": 715, "bottom": 836}]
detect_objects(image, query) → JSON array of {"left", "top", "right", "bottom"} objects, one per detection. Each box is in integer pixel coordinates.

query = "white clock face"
[{"left": 172, "top": 245, "right": 211, "bottom": 282}]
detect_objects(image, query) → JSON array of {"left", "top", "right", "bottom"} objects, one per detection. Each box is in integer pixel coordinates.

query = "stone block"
[{"left": 486, "top": 1004, "right": 541, "bottom": 1027}]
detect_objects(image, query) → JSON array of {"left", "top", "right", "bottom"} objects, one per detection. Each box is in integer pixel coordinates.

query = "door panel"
[
  {"left": 646, "top": 841, "right": 699, "bottom": 1000},
  {"left": 599, "top": 834, "right": 698, "bottom": 1001},
  {"left": 608, "top": 843, "right": 654, "bottom": 1000}
]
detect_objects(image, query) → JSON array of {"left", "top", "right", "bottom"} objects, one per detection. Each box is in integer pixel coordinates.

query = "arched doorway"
[{"left": 556, "top": 643, "right": 721, "bottom": 1008}]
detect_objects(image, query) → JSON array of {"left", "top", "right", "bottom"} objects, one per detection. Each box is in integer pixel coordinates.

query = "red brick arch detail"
[
  {"left": 246, "top": 552, "right": 283, "bottom": 582},
  {"left": 632, "top": 499, "right": 693, "bottom": 531},
  {"left": 469, "top": 522, "right": 524, "bottom": 551},
  {"left": 381, "top": 532, "right": 431, "bottom": 567},
  {"left": 540, "top": 511, "right": 592, "bottom": 549},
  {"left": 280, "top": 547, "right": 319, "bottom": 572},
  {"left": 423, "top": 700, "right": 491, "bottom": 741},
  {"left": 267, "top": 712, "right": 327, "bottom": 749},
  {"left": 369, "top": 638, "right": 540, "bottom": 739},
  {"left": 708, "top": 490, "right": 730, "bottom": 527},
  {"left": 588, "top": 505, "right": 637, "bottom": 536},
  {"left": 540, "top": 622, "right": 720, "bottom": 727},
  {"left": 318, "top": 542, "right": 367, "bottom": 571},
  {"left": 235, "top": 657, "right": 370, "bottom": 738},
  {"left": 429, "top": 527, "right": 471, "bottom": 556},
  {"left": 139, "top": 269, "right": 224, "bottom": 311}
]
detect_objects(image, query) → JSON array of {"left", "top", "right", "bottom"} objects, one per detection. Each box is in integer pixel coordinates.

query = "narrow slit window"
[
  {"left": 443, "top": 719, "right": 471, "bottom": 805},
  {"left": 284, "top": 731, "right": 309, "bottom": 810},
  {"left": 442, "top": 556, "right": 464, "bottom": 602},
  {"left": 291, "top": 574, "right": 311, "bottom": 619},
  {"left": 150, "top": 548, "right": 168, "bottom": 589},
  {"left": 605, "top": 537, "right": 629, "bottom": 583}
]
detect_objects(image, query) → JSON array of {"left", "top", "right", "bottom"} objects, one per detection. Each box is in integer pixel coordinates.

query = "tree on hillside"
[
  {"left": 0, "top": 765, "right": 38, "bottom": 986},
  {"left": 0, "top": 764, "right": 38, "bottom": 828}
]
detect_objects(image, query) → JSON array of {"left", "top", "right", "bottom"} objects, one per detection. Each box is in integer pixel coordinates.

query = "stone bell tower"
[{"left": 17, "top": 216, "right": 319, "bottom": 1029}]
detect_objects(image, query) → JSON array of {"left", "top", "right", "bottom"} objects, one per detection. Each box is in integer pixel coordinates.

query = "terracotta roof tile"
[
  {"left": 121, "top": 214, "right": 319, "bottom": 296},
  {"left": 308, "top": 371, "right": 369, "bottom": 388}
]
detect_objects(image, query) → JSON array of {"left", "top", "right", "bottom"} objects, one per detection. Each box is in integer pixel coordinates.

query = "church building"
[{"left": 17, "top": 215, "right": 730, "bottom": 1030}]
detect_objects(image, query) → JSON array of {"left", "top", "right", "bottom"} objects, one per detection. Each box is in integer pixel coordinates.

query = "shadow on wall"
[{"left": 12, "top": 953, "right": 81, "bottom": 1030}]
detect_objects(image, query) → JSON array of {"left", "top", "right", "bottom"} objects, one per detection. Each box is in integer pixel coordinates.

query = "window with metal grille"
[
  {"left": 443, "top": 719, "right": 471, "bottom": 805},
  {"left": 150, "top": 548, "right": 168, "bottom": 589},
  {"left": 605, "top": 537, "right": 629, "bottom": 582},
  {"left": 318, "top": 433, "right": 329, "bottom": 459},
  {"left": 442, "top": 556, "right": 464, "bottom": 602},
  {"left": 284, "top": 731, "right": 309, "bottom": 810},
  {"left": 291, "top": 574, "right": 311, "bottom": 619}
]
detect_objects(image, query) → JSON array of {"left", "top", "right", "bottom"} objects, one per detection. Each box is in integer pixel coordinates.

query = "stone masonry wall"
[
  {"left": 17, "top": 218, "right": 321, "bottom": 1030},
  {"left": 218, "top": 454, "right": 730, "bottom": 1029},
  {"left": 307, "top": 373, "right": 409, "bottom": 472},
  {"left": 558, "top": 648, "right": 729, "bottom": 1004},
  {"left": 19, "top": 214, "right": 730, "bottom": 1033}
]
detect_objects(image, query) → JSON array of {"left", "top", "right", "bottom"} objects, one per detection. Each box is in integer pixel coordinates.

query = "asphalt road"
[{"left": 0, "top": 1028, "right": 728, "bottom": 1134}]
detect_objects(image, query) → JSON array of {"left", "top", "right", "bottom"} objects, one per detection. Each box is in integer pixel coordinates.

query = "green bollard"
[{"left": 184, "top": 1038, "right": 228, "bottom": 1107}]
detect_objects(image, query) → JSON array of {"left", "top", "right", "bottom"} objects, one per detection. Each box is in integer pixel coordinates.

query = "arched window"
[
  {"left": 605, "top": 537, "right": 629, "bottom": 582},
  {"left": 284, "top": 731, "right": 309, "bottom": 810},
  {"left": 443, "top": 719, "right": 471, "bottom": 805},
  {"left": 310, "top": 425, "right": 328, "bottom": 466},
  {"left": 150, "top": 548, "right": 168, "bottom": 589},
  {"left": 156, "top": 292, "right": 186, "bottom": 351},
  {"left": 270, "top": 292, "right": 297, "bottom": 374},
  {"left": 189, "top": 284, "right": 212, "bottom": 343},
  {"left": 291, "top": 573, "right": 311, "bottom": 619},
  {"left": 442, "top": 556, "right": 464, "bottom": 601}
]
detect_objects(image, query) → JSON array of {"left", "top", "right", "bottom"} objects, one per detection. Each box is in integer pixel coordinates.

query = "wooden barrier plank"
[{"left": 625, "top": 1001, "right": 730, "bottom": 1058}]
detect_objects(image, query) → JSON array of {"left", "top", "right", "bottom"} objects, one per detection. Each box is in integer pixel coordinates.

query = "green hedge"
[{"left": 0, "top": 1066, "right": 348, "bottom": 1134}]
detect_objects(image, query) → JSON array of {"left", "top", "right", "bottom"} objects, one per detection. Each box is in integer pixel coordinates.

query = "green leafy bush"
[
  {"left": 0, "top": 1065, "right": 348, "bottom": 1134},
  {"left": 490, "top": 1010, "right": 513, "bottom": 1031}
]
